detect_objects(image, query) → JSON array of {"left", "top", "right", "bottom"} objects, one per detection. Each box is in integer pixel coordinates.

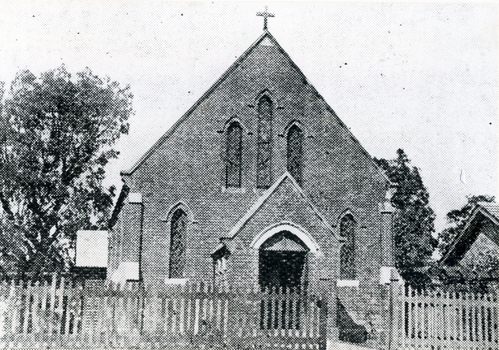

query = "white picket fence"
[
  {"left": 0, "top": 276, "right": 326, "bottom": 349},
  {"left": 390, "top": 282, "right": 498, "bottom": 350}
]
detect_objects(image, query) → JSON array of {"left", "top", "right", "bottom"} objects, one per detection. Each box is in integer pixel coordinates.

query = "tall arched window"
[
  {"left": 257, "top": 96, "right": 273, "bottom": 188},
  {"left": 287, "top": 125, "right": 304, "bottom": 186},
  {"left": 169, "top": 209, "right": 187, "bottom": 278},
  {"left": 225, "top": 122, "right": 243, "bottom": 188},
  {"left": 339, "top": 214, "right": 356, "bottom": 279}
]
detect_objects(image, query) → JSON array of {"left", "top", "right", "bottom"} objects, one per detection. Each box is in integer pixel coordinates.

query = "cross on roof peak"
[{"left": 256, "top": 6, "right": 275, "bottom": 31}]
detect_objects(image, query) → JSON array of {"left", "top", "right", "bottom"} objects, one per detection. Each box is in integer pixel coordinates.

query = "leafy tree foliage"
[
  {"left": 375, "top": 149, "right": 438, "bottom": 282},
  {"left": 438, "top": 195, "right": 495, "bottom": 257},
  {"left": 0, "top": 66, "right": 133, "bottom": 278}
]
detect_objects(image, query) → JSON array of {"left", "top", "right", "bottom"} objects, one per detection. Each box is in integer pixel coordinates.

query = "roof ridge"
[
  {"left": 476, "top": 202, "right": 499, "bottom": 224},
  {"left": 477, "top": 201, "right": 498, "bottom": 207}
]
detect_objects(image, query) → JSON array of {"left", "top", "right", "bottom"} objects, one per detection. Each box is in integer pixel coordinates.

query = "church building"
[{"left": 107, "top": 13, "right": 395, "bottom": 321}]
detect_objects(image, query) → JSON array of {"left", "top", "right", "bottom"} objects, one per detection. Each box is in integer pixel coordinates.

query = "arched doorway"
[
  {"left": 258, "top": 231, "right": 309, "bottom": 293},
  {"left": 258, "top": 231, "right": 309, "bottom": 330}
]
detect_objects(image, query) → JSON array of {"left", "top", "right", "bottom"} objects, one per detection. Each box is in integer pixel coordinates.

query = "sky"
[{"left": 0, "top": 1, "right": 497, "bottom": 233}]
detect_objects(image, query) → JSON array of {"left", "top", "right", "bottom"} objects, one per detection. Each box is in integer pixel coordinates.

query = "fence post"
[
  {"left": 318, "top": 278, "right": 337, "bottom": 350},
  {"left": 138, "top": 281, "right": 145, "bottom": 336},
  {"left": 388, "top": 271, "right": 400, "bottom": 350},
  {"left": 226, "top": 285, "right": 240, "bottom": 348},
  {"left": 5, "top": 280, "right": 16, "bottom": 339}
]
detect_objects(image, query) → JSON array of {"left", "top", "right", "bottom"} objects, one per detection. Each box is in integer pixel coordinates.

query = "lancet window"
[
  {"left": 225, "top": 122, "right": 243, "bottom": 187},
  {"left": 169, "top": 209, "right": 187, "bottom": 278},
  {"left": 257, "top": 96, "right": 273, "bottom": 188},
  {"left": 339, "top": 214, "right": 356, "bottom": 279},
  {"left": 287, "top": 125, "right": 304, "bottom": 185}
]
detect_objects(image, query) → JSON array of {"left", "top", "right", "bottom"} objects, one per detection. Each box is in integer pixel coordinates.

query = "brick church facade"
[{"left": 107, "top": 28, "right": 396, "bottom": 338}]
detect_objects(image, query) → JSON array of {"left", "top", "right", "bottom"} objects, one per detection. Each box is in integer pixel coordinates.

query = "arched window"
[
  {"left": 339, "top": 214, "right": 356, "bottom": 279},
  {"left": 169, "top": 209, "right": 187, "bottom": 278},
  {"left": 287, "top": 125, "right": 303, "bottom": 186},
  {"left": 225, "top": 122, "right": 243, "bottom": 187},
  {"left": 257, "top": 96, "right": 273, "bottom": 188}
]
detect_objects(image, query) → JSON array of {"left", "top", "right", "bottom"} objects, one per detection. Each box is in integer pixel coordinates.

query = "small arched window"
[
  {"left": 257, "top": 96, "right": 273, "bottom": 188},
  {"left": 339, "top": 214, "right": 356, "bottom": 279},
  {"left": 287, "top": 125, "right": 304, "bottom": 186},
  {"left": 225, "top": 122, "right": 243, "bottom": 188},
  {"left": 169, "top": 209, "right": 187, "bottom": 278}
]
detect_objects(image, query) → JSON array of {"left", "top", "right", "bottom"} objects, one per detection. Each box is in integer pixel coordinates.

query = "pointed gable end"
[
  {"left": 121, "top": 30, "right": 389, "bottom": 184},
  {"left": 223, "top": 172, "right": 344, "bottom": 243}
]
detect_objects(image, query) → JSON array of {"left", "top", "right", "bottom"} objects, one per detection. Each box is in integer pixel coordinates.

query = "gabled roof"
[
  {"left": 222, "top": 172, "right": 343, "bottom": 242},
  {"left": 442, "top": 202, "right": 499, "bottom": 264},
  {"left": 121, "top": 30, "right": 390, "bottom": 184}
]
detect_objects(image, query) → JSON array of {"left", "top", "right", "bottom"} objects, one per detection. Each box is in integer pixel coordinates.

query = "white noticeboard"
[{"left": 75, "top": 230, "right": 108, "bottom": 268}]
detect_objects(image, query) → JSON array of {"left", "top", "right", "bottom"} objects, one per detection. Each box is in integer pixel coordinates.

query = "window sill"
[
  {"left": 222, "top": 187, "right": 246, "bottom": 193},
  {"left": 336, "top": 280, "right": 359, "bottom": 287},
  {"left": 164, "top": 278, "right": 189, "bottom": 285}
]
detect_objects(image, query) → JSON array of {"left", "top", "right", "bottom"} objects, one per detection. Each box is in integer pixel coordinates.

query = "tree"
[
  {"left": 0, "top": 66, "right": 133, "bottom": 279},
  {"left": 374, "top": 149, "right": 437, "bottom": 282},
  {"left": 438, "top": 195, "right": 495, "bottom": 257}
]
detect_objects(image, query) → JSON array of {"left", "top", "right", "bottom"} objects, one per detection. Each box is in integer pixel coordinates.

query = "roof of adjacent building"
[
  {"left": 477, "top": 202, "right": 499, "bottom": 222},
  {"left": 442, "top": 202, "right": 499, "bottom": 265}
]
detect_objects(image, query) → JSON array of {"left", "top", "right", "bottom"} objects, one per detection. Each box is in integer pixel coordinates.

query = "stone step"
[{"left": 328, "top": 341, "right": 377, "bottom": 350}]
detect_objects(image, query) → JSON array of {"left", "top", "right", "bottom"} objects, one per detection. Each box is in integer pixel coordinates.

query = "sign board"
[{"left": 75, "top": 230, "right": 108, "bottom": 268}]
